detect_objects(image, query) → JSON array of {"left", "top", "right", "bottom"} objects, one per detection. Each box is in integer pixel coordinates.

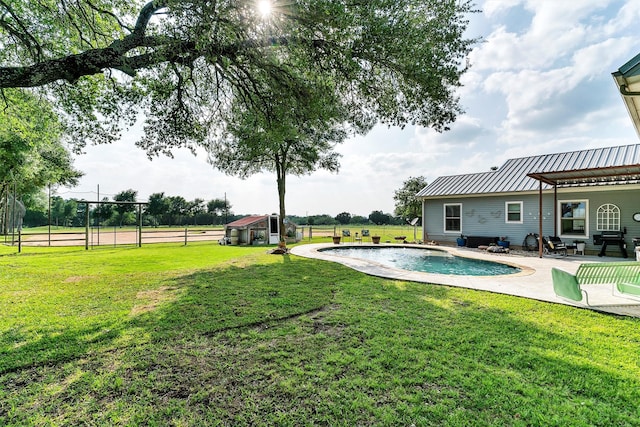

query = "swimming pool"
[{"left": 320, "top": 246, "right": 521, "bottom": 276}]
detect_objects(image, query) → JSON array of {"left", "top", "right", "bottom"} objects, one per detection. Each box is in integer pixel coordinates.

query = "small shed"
[{"left": 225, "top": 215, "right": 281, "bottom": 245}]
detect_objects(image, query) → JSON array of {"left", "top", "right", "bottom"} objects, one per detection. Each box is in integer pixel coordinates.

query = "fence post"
[
  {"left": 18, "top": 228, "right": 21, "bottom": 253},
  {"left": 138, "top": 204, "right": 143, "bottom": 247},
  {"left": 184, "top": 227, "right": 188, "bottom": 246},
  {"left": 85, "top": 202, "right": 89, "bottom": 250}
]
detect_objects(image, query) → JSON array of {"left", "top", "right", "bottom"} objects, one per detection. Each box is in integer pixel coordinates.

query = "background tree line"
[
  {"left": 20, "top": 176, "right": 426, "bottom": 229},
  {"left": 20, "top": 190, "right": 237, "bottom": 228}
]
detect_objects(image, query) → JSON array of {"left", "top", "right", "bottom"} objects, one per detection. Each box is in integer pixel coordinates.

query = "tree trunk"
[{"left": 276, "top": 158, "right": 286, "bottom": 243}]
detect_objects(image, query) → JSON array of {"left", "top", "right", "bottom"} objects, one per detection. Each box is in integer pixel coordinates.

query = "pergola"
[{"left": 527, "top": 165, "right": 640, "bottom": 257}]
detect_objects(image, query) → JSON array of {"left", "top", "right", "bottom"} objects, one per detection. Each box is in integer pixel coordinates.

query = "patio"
[{"left": 291, "top": 243, "right": 640, "bottom": 318}]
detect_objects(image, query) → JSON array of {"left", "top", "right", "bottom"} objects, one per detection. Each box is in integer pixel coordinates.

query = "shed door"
[{"left": 268, "top": 216, "right": 280, "bottom": 244}]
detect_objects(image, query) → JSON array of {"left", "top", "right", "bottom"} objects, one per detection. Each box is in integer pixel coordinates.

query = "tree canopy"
[
  {"left": 368, "top": 210, "right": 391, "bottom": 225},
  {"left": 393, "top": 176, "right": 427, "bottom": 222},
  {"left": 207, "top": 78, "right": 351, "bottom": 237},
  {"left": 335, "top": 212, "right": 351, "bottom": 225},
  {"left": 113, "top": 188, "right": 138, "bottom": 226},
  {"left": 0, "top": 89, "right": 82, "bottom": 214},
  {"left": 0, "top": 0, "right": 476, "bottom": 154}
]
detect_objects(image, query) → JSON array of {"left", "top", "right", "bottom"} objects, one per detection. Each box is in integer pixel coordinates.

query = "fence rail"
[
  {"left": 6, "top": 227, "right": 226, "bottom": 252},
  {"left": 4, "top": 224, "right": 423, "bottom": 252}
]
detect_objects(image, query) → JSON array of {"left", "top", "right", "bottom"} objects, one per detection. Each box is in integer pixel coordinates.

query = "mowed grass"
[{"left": 1, "top": 243, "right": 639, "bottom": 426}]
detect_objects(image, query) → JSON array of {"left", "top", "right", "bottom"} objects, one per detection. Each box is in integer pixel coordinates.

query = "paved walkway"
[{"left": 291, "top": 243, "right": 640, "bottom": 318}]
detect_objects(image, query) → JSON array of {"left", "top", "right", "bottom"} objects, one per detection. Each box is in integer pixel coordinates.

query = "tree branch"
[
  {"left": 0, "top": 0, "right": 44, "bottom": 60},
  {"left": 0, "top": 0, "right": 169, "bottom": 87}
]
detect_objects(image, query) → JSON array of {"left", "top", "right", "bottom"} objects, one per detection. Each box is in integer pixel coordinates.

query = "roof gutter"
[{"left": 619, "top": 84, "right": 640, "bottom": 97}]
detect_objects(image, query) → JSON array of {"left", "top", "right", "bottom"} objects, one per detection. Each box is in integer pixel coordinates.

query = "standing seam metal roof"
[{"left": 416, "top": 144, "right": 640, "bottom": 198}]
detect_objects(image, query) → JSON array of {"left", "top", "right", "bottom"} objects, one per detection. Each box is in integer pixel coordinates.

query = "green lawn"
[{"left": 1, "top": 242, "right": 639, "bottom": 426}]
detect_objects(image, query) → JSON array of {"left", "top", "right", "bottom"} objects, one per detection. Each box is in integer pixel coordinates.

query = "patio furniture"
[
  {"left": 539, "top": 236, "right": 568, "bottom": 256},
  {"left": 361, "top": 229, "right": 370, "bottom": 242},
  {"left": 551, "top": 268, "right": 586, "bottom": 304},
  {"left": 615, "top": 282, "right": 640, "bottom": 301},
  {"left": 466, "top": 236, "right": 499, "bottom": 248},
  {"left": 552, "top": 261, "right": 640, "bottom": 305}
]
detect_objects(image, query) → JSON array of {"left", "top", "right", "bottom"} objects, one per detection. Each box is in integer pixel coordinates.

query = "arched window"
[{"left": 596, "top": 204, "right": 620, "bottom": 231}]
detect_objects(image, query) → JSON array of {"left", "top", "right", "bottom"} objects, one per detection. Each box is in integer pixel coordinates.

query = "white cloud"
[{"left": 604, "top": 1, "right": 640, "bottom": 33}]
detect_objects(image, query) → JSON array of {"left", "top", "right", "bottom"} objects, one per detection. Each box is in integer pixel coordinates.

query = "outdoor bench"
[{"left": 551, "top": 261, "right": 640, "bottom": 305}]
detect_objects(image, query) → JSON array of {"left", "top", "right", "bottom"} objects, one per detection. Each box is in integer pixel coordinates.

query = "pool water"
[{"left": 321, "top": 247, "right": 521, "bottom": 276}]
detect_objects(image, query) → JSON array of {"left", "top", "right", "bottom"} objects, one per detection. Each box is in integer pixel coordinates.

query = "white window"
[
  {"left": 596, "top": 204, "right": 620, "bottom": 231},
  {"left": 444, "top": 203, "right": 461, "bottom": 233},
  {"left": 505, "top": 201, "right": 523, "bottom": 224},
  {"left": 558, "top": 200, "right": 588, "bottom": 237}
]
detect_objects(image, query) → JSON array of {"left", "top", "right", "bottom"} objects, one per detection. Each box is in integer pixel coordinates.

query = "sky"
[{"left": 60, "top": 0, "right": 640, "bottom": 218}]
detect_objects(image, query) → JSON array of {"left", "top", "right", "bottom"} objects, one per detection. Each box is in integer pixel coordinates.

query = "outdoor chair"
[
  {"left": 552, "top": 261, "right": 640, "bottom": 305},
  {"left": 551, "top": 267, "right": 590, "bottom": 305},
  {"left": 541, "top": 236, "right": 568, "bottom": 256},
  {"left": 361, "top": 229, "right": 370, "bottom": 242}
]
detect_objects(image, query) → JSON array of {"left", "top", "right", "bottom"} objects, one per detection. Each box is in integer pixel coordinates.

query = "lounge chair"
[{"left": 540, "top": 236, "right": 568, "bottom": 256}]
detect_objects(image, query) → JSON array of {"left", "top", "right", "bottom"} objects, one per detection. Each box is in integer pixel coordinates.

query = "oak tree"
[
  {"left": 2, "top": 1, "right": 476, "bottom": 234},
  {"left": 0, "top": 90, "right": 82, "bottom": 233},
  {"left": 1, "top": 0, "right": 476, "bottom": 153}
]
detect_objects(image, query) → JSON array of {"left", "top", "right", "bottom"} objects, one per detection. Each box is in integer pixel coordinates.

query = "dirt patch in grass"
[
  {"left": 308, "top": 303, "right": 344, "bottom": 336},
  {"left": 130, "top": 286, "right": 180, "bottom": 315}
]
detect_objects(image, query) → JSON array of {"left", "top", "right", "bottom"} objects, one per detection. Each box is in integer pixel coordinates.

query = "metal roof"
[
  {"left": 612, "top": 52, "right": 640, "bottom": 139},
  {"left": 226, "top": 215, "right": 268, "bottom": 228},
  {"left": 417, "top": 144, "right": 640, "bottom": 198}
]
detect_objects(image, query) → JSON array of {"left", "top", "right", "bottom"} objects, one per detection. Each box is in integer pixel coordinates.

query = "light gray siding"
[
  {"left": 423, "top": 187, "right": 640, "bottom": 254},
  {"left": 424, "top": 194, "right": 555, "bottom": 247}
]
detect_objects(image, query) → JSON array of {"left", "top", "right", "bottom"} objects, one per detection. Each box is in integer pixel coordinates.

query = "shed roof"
[
  {"left": 226, "top": 215, "right": 268, "bottom": 228},
  {"left": 612, "top": 52, "right": 640, "bottom": 139},
  {"left": 417, "top": 144, "right": 640, "bottom": 198}
]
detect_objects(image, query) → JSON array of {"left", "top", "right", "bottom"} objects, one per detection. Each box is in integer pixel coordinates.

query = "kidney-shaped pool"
[{"left": 319, "top": 246, "right": 521, "bottom": 276}]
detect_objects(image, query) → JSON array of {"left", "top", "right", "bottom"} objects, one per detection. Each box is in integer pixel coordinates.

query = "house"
[{"left": 416, "top": 144, "right": 640, "bottom": 256}]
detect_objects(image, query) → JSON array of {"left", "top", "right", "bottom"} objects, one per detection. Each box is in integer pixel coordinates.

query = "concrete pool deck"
[{"left": 290, "top": 243, "right": 640, "bottom": 318}]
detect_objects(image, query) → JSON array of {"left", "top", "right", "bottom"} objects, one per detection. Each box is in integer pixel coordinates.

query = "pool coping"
[
  {"left": 290, "top": 243, "right": 640, "bottom": 318},
  {"left": 316, "top": 244, "right": 535, "bottom": 278}
]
